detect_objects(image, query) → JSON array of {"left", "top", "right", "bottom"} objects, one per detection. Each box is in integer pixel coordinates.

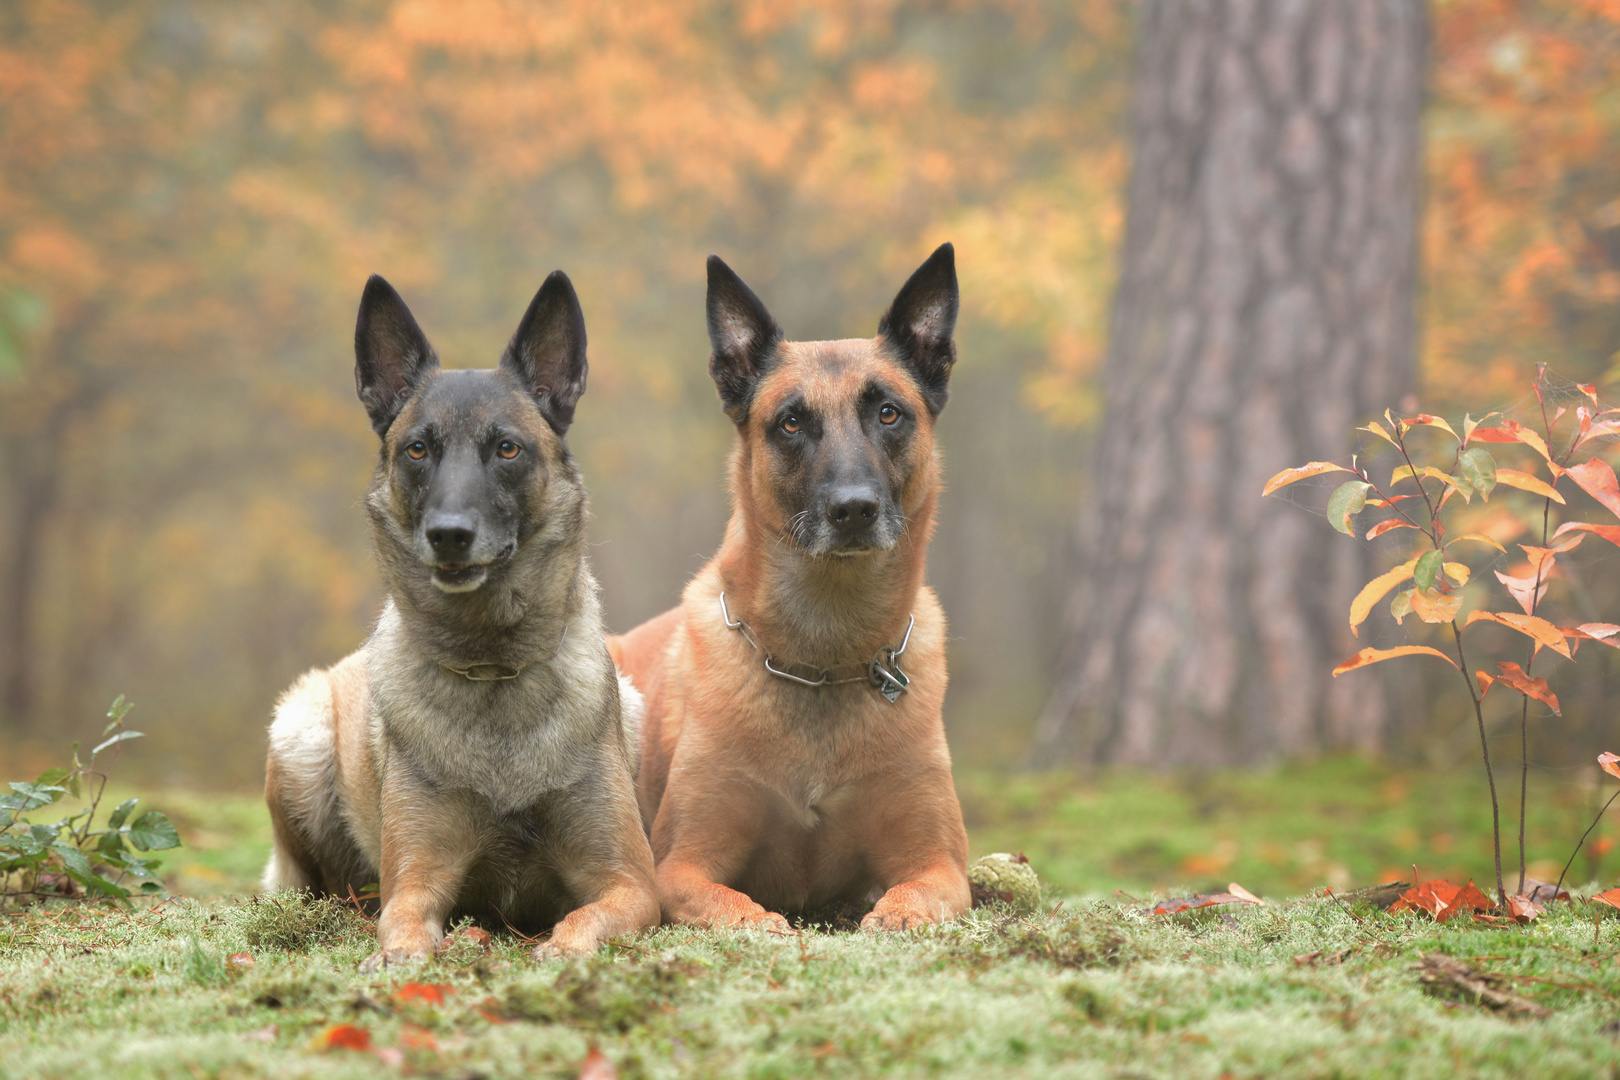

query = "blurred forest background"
[{"left": 2, "top": 0, "right": 1619, "bottom": 789}]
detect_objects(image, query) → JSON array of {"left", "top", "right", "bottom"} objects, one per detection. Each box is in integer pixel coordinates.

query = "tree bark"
[{"left": 1032, "top": 0, "right": 1425, "bottom": 766}]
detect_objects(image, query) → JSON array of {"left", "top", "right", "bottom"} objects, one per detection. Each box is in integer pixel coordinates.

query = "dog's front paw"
[
  {"left": 744, "top": 910, "right": 792, "bottom": 933},
  {"left": 533, "top": 928, "right": 602, "bottom": 961},
  {"left": 860, "top": 906, "right": 930, "bottom": 932},
  {"left": 358, "top": 946, "right": 431, "bottom": 973}
]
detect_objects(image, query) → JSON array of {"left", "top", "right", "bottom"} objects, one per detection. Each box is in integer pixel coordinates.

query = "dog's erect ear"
[
  {"left": 878, "top": 242, "right": 958, "bottom": 415},
  {"left": 501, "top": 270, "right": 588, "bottom": 435},
  {"left": 706, "top": 254, "right": 783, "bottom": 423},
  {"left": 355, "top": 275, "right": 440, "bottom": 436}
]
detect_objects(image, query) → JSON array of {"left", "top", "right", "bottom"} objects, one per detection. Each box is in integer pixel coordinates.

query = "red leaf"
[
  {"left": 580, "top": 1045, "right": 619, "bottom": 1080},
  {"left": 1564, "top": 459, "right": 1620, "bottom": 519},
  {"left": 1592, "top": 888, "right": 1620, "bottom": 910},
  {"left": 226, "top": 951, "right": 255, "bottom": 973},
  {"left": 394, "top": 983, "right": 454, "bottom": 1006},
  {"left": 1402, "top": 414, "right": 1459, "bottom": 441},
  {"left": 1468, "top": 421, "right": 1552, "bottom": 461},
  {"left": 1554, "top": 521, "right": 1620, "bottom": 549},
  {"left": 1490, "top": 662, "right": 1560, "bottom": 715},
  {"left": 322, "top": 1025, "right": 372, "bottom": 1051},
  {"left": 1389, "top": 879, "right": 1496, "bottom": 923},
  {"left": 1599, "top": 752, "right": 1620, "bottom": 782}
]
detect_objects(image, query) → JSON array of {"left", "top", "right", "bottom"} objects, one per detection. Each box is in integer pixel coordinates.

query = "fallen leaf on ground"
[
  {"left": 1523, "top": 879, "right": 1572, "bottom": 904},
  {"left": 579, "top": 1045, "right": 619, "bottom": 1080},
  {"left": 226, "top": 951, "right": 255, "bottom": 973},
  {"left": 321, "top": 1024, "right": 372, "bottom": 1051},
  {"left": 1389, "top": 879, "right": 1496, "bottom": 923},
  {"left": 1507, "top": 895, "right": 1543, "bottom": 923},
  {"left": 399, "top": 1025, "right": 438, "bottom": 1051},
  {"left": 1149, "top": 890, "right": 1264, "bottom": 916},
  {"left": 1226, "top": 882, "right": 1265, "bottom": 905},
  {"left": 394, "top": 983, "right": 453, "bottom": 1006},
  {"left": 1591, "top": 888, "right": 1620, "bottom": 910},
  {"left": 1292, "top": 948, "right": 1352, "bottom": 967},
  {"left": 1415, "top": 954, "right": 1550, "bottom": 1017}
]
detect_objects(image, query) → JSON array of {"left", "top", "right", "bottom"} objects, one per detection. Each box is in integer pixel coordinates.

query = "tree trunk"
[{"left": 1032, "top": 0, "right": 1425, "bottom": 767}]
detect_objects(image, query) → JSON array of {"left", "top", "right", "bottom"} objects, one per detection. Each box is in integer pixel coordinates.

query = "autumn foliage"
[{"left": 1267, "top": 368, "right": 1620, "bottom": 906}]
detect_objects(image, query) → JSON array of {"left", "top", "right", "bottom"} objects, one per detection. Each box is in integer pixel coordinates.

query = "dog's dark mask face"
[
  {"left": 705, "top": 244, "right": 958, "bottom": 557},
  {"left": 354, "top": 272, "right": 588, "bottom": 594}
]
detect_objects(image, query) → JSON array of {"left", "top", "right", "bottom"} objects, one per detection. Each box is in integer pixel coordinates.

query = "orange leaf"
[
  {"left": 1262, "top": 461, "right": 1354, "bottom": 497},
  {"left": 1403, "top": 414, "right": 1459, "bottom": 441},
  {"left": 1333, "top": 646, "right": 1458, "bottom": 676},
  {"left": 1592, "top": 888, "right": 1620, "bottom": 910},
  {"left": 1491, "top": 661, "right": 1560, "bottom": 715},
  {"left": 1554, "top": 521, "right": 1620, "bottom": 549},
  {"left": 1599, "top": 752, "right": 1620, "bottom": 781},
  {"left": 1365, "top": 518, "right": 1418, "bottom": 540},
  {"left": 400, "top": 1025, "right": 438, "bottom": 1051},
  {"left": 1475, "top": 670, "right": 1494, "bottom": 695},
  {"left": 1468, "top": 421, "right": 1552, "bottom": 462},
  {"left": 395, "top": 983, "right": 454, "bottom": 1006},
  {"left": 226, "top": 951, "right": 255, "bottom": 973},
  {"left": 1226, "top": 882, "right": 1265, "bottom": 905},
  {"left": 1564, "top": 459, "right": 1620, "bottom": 519},
  {"left": 322, "top": 1025, "right": 372, "bottom": 1051},
  {"left": 1389, "top": 879, "right": 1495, "bottom": 923},
  {"left": 1349, "top": 558, "right": 1420, "bottom": 637},
  {"left": 1464, "top": 611, "right": 1573, "bottom": 658},
  {"left": 1409, "top": 587, "right": 1462, "bottom": 624},
  {"left": 1507, "top": 895, "right": 1543, "bottom": 923},
  {"left": 1494, "top": 468, "right": 1565, "bottom": 504},
  {"left": 580, "top": 1045, "right": 619, "bottom": 1080}
]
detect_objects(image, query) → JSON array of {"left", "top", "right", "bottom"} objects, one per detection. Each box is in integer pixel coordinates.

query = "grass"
[{"left": 4, "top": 759, "right": 1620, "bottom": 1078}]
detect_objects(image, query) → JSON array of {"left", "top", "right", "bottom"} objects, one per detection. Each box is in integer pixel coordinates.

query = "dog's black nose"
[
  {"left": 425, "top": 515, "right": 477, "bottom": 560},
  {"left": 825, "top": 486, "right": 880, "bottom": 536}
]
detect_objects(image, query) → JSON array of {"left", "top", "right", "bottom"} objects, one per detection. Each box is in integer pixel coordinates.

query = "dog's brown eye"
[
  {"left": 879, "top": 404, "right": 901, "bottom": 425},
  {"left": 405, "top": 441, "right": 427, "bottom": 460},
  {"left": 781, "top": 416, "right": 801, "bottom": 435},
  {"left": 497, "top": 440, "right": 521, "bottom": 460}
]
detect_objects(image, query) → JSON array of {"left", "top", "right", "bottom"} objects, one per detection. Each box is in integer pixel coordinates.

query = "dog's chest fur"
[{"left": 367, "top": 602, "right": 613, "bottom": 816}]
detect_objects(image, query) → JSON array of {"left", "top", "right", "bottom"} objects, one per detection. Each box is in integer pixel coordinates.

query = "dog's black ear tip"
[
  {"left": 360, "top": 274, "right": 395, "bottom": 301},
  {"left": 540, "top": 268, "right": 575, "bottom": 293}
]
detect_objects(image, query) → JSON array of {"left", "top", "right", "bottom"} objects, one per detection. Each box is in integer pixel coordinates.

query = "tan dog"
[
  {"left": 263, "top": 272, "right": 658, "bottom": 969},
  {"left": 609, "top": 245, "right": 970, "bottom": 931}
]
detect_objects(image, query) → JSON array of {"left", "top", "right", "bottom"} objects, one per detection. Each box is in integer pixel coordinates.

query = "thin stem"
[
  {"left": 1451, "top": 620, "right": 1506, "bottom": 906},
  {"left": 1556, "top": 788, "right": 1620, "bottom": 898}
]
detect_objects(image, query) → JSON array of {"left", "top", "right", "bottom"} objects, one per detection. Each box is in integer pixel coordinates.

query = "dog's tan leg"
[
  {"left": 536, "top": 774, "right": 660, "bottom": 960},
  {"left": 851, "top": 767, "right": 970, "bottom": 932},
  {"left": 361, "top": 768, "right": 480, "bottom": 972},
  {"left": 652, "top": 779, "right": 791, "bottom": 931}
]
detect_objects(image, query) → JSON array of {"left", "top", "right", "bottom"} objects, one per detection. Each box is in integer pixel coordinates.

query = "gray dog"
[{"left": 262, "top": 272, "right": 658, "bottom": 970}]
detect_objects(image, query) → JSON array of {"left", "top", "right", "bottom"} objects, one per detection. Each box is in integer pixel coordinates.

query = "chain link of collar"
[{"left": 718, "top": 592, "right": 913, "bottom": 702}]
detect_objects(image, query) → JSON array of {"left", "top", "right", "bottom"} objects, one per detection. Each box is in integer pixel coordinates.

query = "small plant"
[
  {"left": 0, "top": 695, "right": 181, "bottom": 906},
  {"left": 1265, "top": 367, "right": 1620, "bottom": 907}
]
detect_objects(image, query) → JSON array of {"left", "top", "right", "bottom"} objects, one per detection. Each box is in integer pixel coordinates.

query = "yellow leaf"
[
  {"left": 1464, "top": 610, "right": 1573, "bottom": 658},
  {"left": 1348, "top": 558, "right": 1420, "bottom": 637},
  {"left": 1410, "top": 587, "right": 1462, "bottom": 624},
  {"left": 1493, "top": 468, "right": 1565, "bottom": 504},
  {"left": 1333, "top": 646, "right": 1459, "bottom": 676},
  {"left": 1261, "top": 461, "right": 1354, "bottom": 497},
  {"left": 1446, "top": 533, "right": 1507, "bottom": 554},
  {"left": 1443, "top": 562, "right": 1470, "bottom": 586}
]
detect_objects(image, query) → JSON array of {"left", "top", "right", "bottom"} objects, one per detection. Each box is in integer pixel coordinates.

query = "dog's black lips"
[{"left": 432, "top": 541, "right": 516, "bottom": 584}]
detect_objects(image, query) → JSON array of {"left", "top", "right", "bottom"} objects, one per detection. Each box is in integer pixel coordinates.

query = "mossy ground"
[{"left": 4, "top": 759, "right": 1620, "bottom": 1078}]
